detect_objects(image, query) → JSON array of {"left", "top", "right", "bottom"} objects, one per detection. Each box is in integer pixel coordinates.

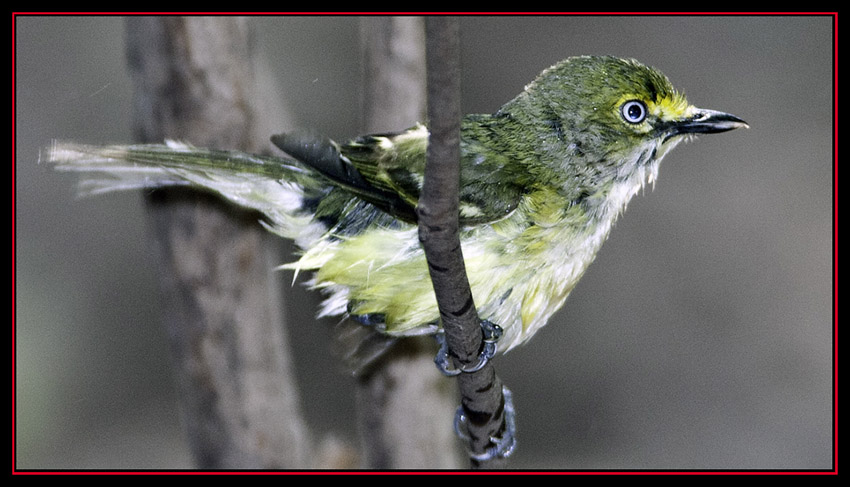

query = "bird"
[{"left": 48, "top": 55, "right": 748, "bottom": 363}]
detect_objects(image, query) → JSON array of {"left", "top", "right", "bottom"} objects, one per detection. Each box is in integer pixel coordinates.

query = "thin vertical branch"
[
  {"left": 354, "top": 16, "right": 462, "bottom": 469},
  {"left": 125, "top": 17, "right": 311, "bottom": 469},
  {"left": 420, "top": 16, "right": 510, "bottom": 469}
]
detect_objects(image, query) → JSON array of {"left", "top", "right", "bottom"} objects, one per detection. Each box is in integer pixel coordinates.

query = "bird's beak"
[{"left": 671, "top": 108, "right": 749, "bottom": 135}]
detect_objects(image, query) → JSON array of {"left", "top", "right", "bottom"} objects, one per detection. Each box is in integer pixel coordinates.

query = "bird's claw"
[
  {"left": 434, "top": 320, "right": 502, "bottom": 376},
  {"left": 454, "top": 386, "right": 517, "bottom": 461}
]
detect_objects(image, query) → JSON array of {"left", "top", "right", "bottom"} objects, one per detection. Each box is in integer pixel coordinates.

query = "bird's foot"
[
  {"left": 454, "top": 385, "right": 517, "bottom": 461},
  {"left": 434, "top": 319, "right": 502, "bottom": 376}
]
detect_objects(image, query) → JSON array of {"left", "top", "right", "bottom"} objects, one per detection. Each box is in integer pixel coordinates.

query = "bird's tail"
[
  {"left": 45, "top": 139, "right": 415, "bottom": 372},
  {"left": 44, "top": 140, "right": 331, "bottom": 249}
]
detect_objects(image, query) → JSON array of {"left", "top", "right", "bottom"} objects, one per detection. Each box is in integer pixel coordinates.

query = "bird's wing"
[
  {"left": 271, "top": 121, "right": 525, "bottom": 226},
  {"left": 271, "top": 128, "right": 421, "bottom": 223}
]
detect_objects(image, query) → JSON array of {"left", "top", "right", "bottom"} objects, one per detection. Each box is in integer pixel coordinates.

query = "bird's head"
[{"left": 504, "top": 56, "right": 748, "bottom": 183}]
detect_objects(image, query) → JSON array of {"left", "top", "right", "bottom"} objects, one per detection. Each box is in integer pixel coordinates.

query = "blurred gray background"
[{"left": 15, "top": 15, "right": 833, "bottom": 470}]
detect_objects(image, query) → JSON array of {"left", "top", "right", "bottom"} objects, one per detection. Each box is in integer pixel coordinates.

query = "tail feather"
[{"left": 45, "top": 140, "right": 330, "bottom": 249}]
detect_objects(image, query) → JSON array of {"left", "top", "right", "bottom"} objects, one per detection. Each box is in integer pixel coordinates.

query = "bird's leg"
[{"left": 433, "top": 319, "right": 502, "bottom": 376}]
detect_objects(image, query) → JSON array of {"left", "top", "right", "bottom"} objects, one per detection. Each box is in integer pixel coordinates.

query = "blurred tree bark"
[
  {"left": 125, "top": 17, "right": 312, "bottom": 469},
  {"left": 354, "top": 16, "right": 464, "bottom": 469},
  {"left": 122, "top": 16, "right": 474, "bottom": 470}
]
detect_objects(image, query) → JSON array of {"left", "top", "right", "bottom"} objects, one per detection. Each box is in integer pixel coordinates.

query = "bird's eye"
[{"left": 621, "top": 100, "right": 647, "bottom": 124}]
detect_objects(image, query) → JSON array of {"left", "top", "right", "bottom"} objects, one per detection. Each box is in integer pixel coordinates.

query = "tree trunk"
[
  {"left": 354, "top": 16, "right": 464, "bottom": 470},
  {"left": 125, "top": 16, "right": 311, "bottom": 469}
]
